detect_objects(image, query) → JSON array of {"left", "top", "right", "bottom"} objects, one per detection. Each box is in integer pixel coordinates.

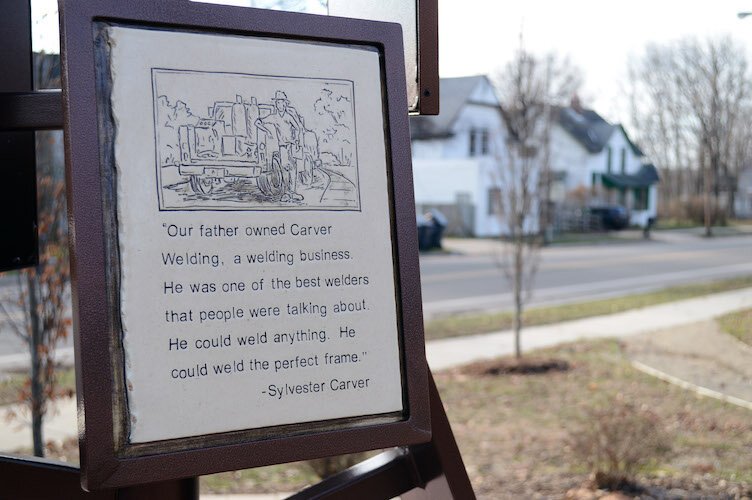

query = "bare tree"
[
  {"left": 494, "top": 45, "right": 581, "bottom": 358},
  {"left": 628, "top": 36, "right": 752, "bottom": 235},
  {"left": 0, "top": 52, "right": 70, "bottom": 457}
]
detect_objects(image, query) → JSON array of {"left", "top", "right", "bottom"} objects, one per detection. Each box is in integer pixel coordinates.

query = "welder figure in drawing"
[{"left": 256, "top": 91, "right": 305, "bottom": 202}]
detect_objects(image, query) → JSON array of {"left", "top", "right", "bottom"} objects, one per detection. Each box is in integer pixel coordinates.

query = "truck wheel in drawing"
[
  {"left": 257, "top": 155, "right": 285, "bottom": 197},
  {"left": 189, "top": 175, "right": 215, "bottom": 195}
]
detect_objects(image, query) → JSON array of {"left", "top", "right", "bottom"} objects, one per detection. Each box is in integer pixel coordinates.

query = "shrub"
[
  {"left": 660, "top": 196, "right": 727, "bottom": 226},
  {"left": 569, "top": 396, "right": 670, "bottom": 489}
]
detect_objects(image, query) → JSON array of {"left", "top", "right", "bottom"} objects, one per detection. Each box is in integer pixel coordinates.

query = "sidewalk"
[
  {"left": 625, "top": 320, "right": 752, "bottom": 408},
  {"left": 439, "top": 231, "right": 652, "bottom": 256},
  {"left": 427, "top": 286, "right": 752, "bottom": 370},
  {"left": 439, "top": 226, "right": 752, "bottom": 256}
]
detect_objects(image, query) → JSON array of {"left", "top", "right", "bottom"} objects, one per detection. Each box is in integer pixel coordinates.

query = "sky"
[
  {"left": 438, "top": 0, "right": 752, "bottom": 122},
  {"left": 32, "top": 0, "right": 752, "bottom": 124}
]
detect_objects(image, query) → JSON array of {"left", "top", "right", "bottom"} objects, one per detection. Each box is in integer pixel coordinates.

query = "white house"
[
  {"left": 735, "top": 167, "right": 752, "bottom": 218},
  {"left": 550, "top": 100, "right": 659, "bottom": 228},
  {"left": 410, "top": 75, "right": 513, "bottom": 237},
  {"left": 410, "top": 78, "right": 659, "bottom": 236}
]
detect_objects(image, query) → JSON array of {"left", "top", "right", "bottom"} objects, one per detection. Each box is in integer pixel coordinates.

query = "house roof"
[
  {"left": 555, "top": 106, "right": 643, "bottom": 157},
  {"left": 616, "top": 124, "right": 644, "bottom": 157},
  {"left": 410, "top": 75, "right": 496, "bottom": 140},
  {"left": 601, "top": 163, "right": 660, "bottom": 189},
  {"left": 555, "top": 106, "right": 614, "bottom": 153},
  {"left": 409, "top": 75, "right": 647, "bottom": 159}
]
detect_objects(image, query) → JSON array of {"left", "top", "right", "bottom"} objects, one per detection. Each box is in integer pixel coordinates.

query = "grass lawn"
[
  {"left": 425, "top": 275, "right": 752, "bottom": 341},
  {"left": 24, "top": 341, "right": 750, "bottom": 497},
  {"left": 201, "top": 462, "right": 320, "bottom": 495},
  {"left": 548, "top": 232, "right": 638, "bottom": 245},
  {"left": 655, "top": 218, "right": 701, "bottom": 230},
  {"left": 655, "top": 219, "right": 752, "bottom": 231},
  {"left": 195, "top": 340, "right": 752, "bottom": 497},
  {"left": 718, "top": 308, "right": 752, "bottom": 346},
  {"left": 0, "top": 372, "right": 27, "bottom": 407},
  {"left": 435, "top": 340, "right": 752, "bottom": 498},
  {"left": 0, "top": 367, "right": 76, "bottom": 406}
]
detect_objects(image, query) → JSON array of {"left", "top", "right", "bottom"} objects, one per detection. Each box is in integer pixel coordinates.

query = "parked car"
[{"left": 588, "top": 204, "right": 629, "bottom": 230}]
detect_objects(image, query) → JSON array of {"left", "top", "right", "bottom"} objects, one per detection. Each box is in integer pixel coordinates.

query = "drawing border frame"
[
  {"left": 60, "top": 0, "right": 429, "bottom": 490},
  {"left": 151, "top": 68, "right": 364, "bottom": 213}
]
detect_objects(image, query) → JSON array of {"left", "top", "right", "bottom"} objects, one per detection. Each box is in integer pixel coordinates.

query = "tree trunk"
[
  {"left": 513, "top": 238, "right": 523, "bottom": 359},
  {"left": 26, "top": 273, "right": 45, "bottom": 457},
  {"left": 727, "top": 188, "right": 736, "bottom": 220},
  {"left": 704, "top": 159, "right": 713, "bottom": 237}
]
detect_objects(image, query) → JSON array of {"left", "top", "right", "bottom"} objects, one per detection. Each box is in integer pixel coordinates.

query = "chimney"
[{"left": 570, "top": 94, "right": 583, "bottom": 113}]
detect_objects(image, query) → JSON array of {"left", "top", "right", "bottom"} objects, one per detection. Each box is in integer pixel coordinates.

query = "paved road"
[{"left": 421, "top": 231, "right": 752, "bottom": 317}]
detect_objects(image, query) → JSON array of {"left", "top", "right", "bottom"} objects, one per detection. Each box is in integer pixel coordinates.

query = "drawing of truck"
[{"left": 177, "top": 95, "right": 321, "bottom": 196}]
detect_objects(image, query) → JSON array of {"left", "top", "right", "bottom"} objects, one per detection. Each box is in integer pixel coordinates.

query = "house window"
[
  {"left": 488, "top": 187, "right": 503, "bottom": 215},
  {"left": 634, "top": 187, "right": 648, "bottom": 210},
  {"left": 620, "top": 148, "right": 626, "bottom": 174},
  {"left": 606, "top": 146, "right": 613, "bottom": 173},
  {"left": 480, "top": 129, "right": 490, "bottom": 155},
  {"left": 470, "top": 128, "right": 490, "bottom": 156}
]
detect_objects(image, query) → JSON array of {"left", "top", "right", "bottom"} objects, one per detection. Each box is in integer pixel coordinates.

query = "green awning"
[{"left": 601, "top": 164, "right": 660, "bottom": 189}]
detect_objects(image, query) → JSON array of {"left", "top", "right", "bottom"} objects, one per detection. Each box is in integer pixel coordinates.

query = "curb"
[{"left": 631, "top": 360, "right": 752, "bottom": 411}]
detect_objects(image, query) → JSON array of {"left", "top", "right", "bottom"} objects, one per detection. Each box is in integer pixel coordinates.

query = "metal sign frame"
[
  {"left": 416, "top": 0, "right": 439, "bottom": 115},
  {"left": 60, "top": 0, "right": 429, "bottom": 490}
]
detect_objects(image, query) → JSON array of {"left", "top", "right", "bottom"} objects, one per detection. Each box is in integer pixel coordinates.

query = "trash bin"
[
  {"left": 428, "top": 209, "right": 447, "bottom": 249},
  {"left": 416, "top": 214, "right": 433, "bottom": 251}
]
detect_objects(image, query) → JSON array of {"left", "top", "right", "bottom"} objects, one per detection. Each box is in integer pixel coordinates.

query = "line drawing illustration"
[{"left": 151, "top": 69, "right": 361, "bottom": 211}]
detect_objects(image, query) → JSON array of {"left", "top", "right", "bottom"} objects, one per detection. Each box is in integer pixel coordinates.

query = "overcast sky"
[
  {"left": 33, "top": 0, "right": 752, "bottom": 124},
  {"left": 439, "top": 0, "right": 752, "bottom": 122}
]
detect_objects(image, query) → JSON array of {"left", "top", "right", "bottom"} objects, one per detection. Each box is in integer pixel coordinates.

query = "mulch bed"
[{"left": 458, "top": 357, "right": 571, "bottom": 376}]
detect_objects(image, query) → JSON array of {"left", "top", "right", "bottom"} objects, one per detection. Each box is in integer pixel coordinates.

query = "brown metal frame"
[
  {"left": 61, "top": 0, "right": 430, "bottom": 491},
  {"left": 0, "top": 1, "right": 38, "bottom": 272},
  {"left": 417, "top": 0, "right": 440, "bottom": 115}
]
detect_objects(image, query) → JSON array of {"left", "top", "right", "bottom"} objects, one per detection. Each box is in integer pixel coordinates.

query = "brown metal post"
[
  {"left": 0, "top": 0, "right": 38, "bottom": 271},
  {"left": 417, "top": 0, "right": 439, "bottom": 115},
  {"left": 401, "top": 372, "right": 475, "bottom": 499}
]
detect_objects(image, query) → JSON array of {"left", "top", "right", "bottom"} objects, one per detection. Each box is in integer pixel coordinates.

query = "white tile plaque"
[{"left": 107, "top": 26, "right": 404, "bottom": 443}]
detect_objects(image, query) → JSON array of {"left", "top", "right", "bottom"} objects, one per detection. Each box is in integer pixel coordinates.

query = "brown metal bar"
[
  {"left": 417, "top": 0, "right": 439, "bottom": 115},
  {"left": 0, "top": 90, "right": 64, "bottom": 131},
  {"left": 0, "top": 0, "right": 38, "bottom": 272},
  {"left": 0, "top": 454, "right": 199, "bottom": 500},
  {"left": 286, "top": 448, "right": 422, "bottom": 500},
  {"left": 401, "top": 372, "right": 475, "bottom": 499},
  {"left": 288, "top": 371, "right": 475, "bottom": 499}
]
